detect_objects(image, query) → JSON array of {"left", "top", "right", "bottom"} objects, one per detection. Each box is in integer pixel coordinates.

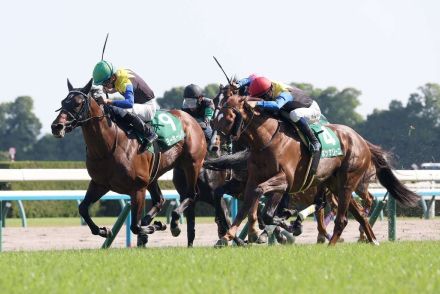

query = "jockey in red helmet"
[{"left": 237, "top": 75, "right": 322, "bottom": 174}]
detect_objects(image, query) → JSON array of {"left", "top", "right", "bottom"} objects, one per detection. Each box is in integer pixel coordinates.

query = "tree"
[
  {"left": 156, "top": 86, "right": 184, "bottom": 110},
  {"left": 357, "top": 85, "right": 440, "bottom": 168},
  {"left": 0, "top": 96, "right": 42, "bottom": 158},
  {"left": 22, "top": 129, "right": 86, "bottom": 160},
  {"left": 293, "top": 83, "right": 364, "bottom": 127},
  {"left": 157, "top": 84, "right": 220, "bottom": 110}
]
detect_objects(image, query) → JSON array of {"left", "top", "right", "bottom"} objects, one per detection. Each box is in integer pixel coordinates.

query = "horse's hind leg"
[
  {"left": 171, "top": 162, "right": 201, "bottom": 239},
  {"left": 185, "top": 202, "right": 196, "bottom": 247},
  {"left": 142, "top": 180, "right": 165, "bottom": 226},
  {"left": 79, "top": 181, "right": 110, "bottom": 237},
  {"left": 349, "top": 198, "right": 379, "bottom": 245}
]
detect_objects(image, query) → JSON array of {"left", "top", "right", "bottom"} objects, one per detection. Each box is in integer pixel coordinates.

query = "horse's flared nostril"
[{"left": 51, "top": 123, "right": 65, "bottom": 137}]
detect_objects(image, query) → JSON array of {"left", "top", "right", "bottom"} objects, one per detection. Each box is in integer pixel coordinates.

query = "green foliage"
[
  {"left": 157, "top": 84, "right": 220, "bottom": 110},
  {"left": 293, "top": 83, "right": 364, "bottom": 127},
  {"left": 0, "top": 242, "right": 439, "bottom": 293},
  {"left": 156, "top": 86, "right": 185, "bottom": 109},
  {"left": 204, "top": 83, "right": 221, "bottom": 98},
  {"left": 0, "top": 96, "right": 42, "bottom": 157},
  {"left": 357, "top": 83, "right": 440, "bottom": 168},
  {"left": 22, "top": 130, "right": 86, "bottom": 161}
]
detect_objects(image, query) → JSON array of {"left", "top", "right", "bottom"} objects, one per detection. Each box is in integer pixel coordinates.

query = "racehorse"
[
  {"left": 51, "top": 79, "right": 206, "bottom": 246},
  {"left": 171, "top": 143, "right": 233, "bottom": 247},
  {"left": 214, "top": 94, "right": 419, "bottom": 246},
  {"left": 204, "top": 147, "right": 375, "bottom": 244}
]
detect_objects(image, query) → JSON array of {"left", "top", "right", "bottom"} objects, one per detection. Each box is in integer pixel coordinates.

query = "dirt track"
[{"left": 2, "top": 219, "right": 439, "bottom": 251}]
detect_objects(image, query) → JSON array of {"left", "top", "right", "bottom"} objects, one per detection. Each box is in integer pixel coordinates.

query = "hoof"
[
  {"left": 98, "top": 227, "right": 112, "bottom": 238},
  {"left": 233, "top": 237, "right": 246, "bottom": 247},
  {"left": 142, "top": 225, "right": 156, "bottom": 234},
  {"left": 214, "top": 238, "right": 229, "bottom": 248},
  {"left": 338, "top": 237, "right": 345, "bottom": 243},
  {"left": 256, "top": 231, "right": 268, "bottom": 244},
  {"left": 170, "top": 226, "right": 181, "bottom": 237},
  {"left": 170, "top": 211, "right": 181, "bottom": 237},
  {"left": 153, "top": 221, "right": 167, "bottom": 231},
  {"left": 137, "top": 232, "right": 149, "bottom": 247},
  {"left": 317, "top": 234, "right": 327, "bottom": 244},
  {"left": 273, "top": 227, "right": 287, "bottom": 245},
  {"left": 290, "top": 220, "right": 303, "bottom": 236},
  {"left": 248, "top": 232, "right": 260, "bottom": 243},
  {"left": 371, "top": 239, "right": 380, "bottom": 246}
]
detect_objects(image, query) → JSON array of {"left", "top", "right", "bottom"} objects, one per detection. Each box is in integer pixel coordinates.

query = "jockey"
[
  {"left": 92, "top": 60, "right": 158, "bottom": 151},
  {"left": 181, "top": 84, "right": 215, "bottom": 143},
  {"left": 237, "top": 75, "right": 322, "bottom": 174}
]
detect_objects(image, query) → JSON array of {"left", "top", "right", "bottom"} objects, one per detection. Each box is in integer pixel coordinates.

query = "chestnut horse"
[
  {"left": 214, "top": 94, "right": 419, "bottom": 246},
  {"left": 51, "top": 79, "right": 206, "bottom": 246}
]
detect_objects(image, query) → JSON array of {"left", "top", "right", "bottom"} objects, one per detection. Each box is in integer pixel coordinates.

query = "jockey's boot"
[
  {"left": 125, "top": 112, "right": 158, "bottom": 152},
  {"left": 295, "top": 117, "right": 321, "bottom": 174}
]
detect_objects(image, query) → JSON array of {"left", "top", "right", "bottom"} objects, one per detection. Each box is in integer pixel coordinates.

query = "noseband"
[
  {"left": 56, "top": 91, "right": 105, "bottom": 130},
  {"left": 221, "top": 102, "right": 254, "bottom": 138}
]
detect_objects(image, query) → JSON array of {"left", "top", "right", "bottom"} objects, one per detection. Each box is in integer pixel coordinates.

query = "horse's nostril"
[{"left": 51, "top": 123, "right": 64, "bottom": 133}]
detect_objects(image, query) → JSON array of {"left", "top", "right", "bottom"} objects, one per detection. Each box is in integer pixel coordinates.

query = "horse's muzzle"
[{"left": 51, "top": 123, "right": 66, "bottom": 138}]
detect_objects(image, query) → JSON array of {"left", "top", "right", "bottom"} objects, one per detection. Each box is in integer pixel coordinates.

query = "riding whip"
[
  {"left": 213, "top": 56, "right": 232, "bottom": 85},
  {"left": 101, "top": 33, "right": 109, "bottom": 61}
]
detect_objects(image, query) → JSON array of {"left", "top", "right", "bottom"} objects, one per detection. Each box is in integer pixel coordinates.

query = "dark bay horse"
[
  {"left": 214, "top": 94, "right": 419, "bottom": 246},
  {"left": 51, "top": 79, "right": 206, "bottom": 246}
]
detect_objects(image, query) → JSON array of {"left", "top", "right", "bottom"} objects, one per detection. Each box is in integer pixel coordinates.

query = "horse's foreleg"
[
  {"left": 129, "top": 189, "right": 149, "bottom": 247},
  {"left": 79, "top": 181, "right": 109, "bottom": 237},
  {"left": 213, "top": 186, "right": 232, "bottom": 238},
  {"left": 142, "top": 180, "right": 165, "bottom": 226},
  {"left": 315, "top": 208, "right": 328, "bottom": 243},
  {"left": 249, "top": 173, "right": 288, "bottom": 242},
  {"left": 222, "top": 171, "right": 287, "bottom": 242}
]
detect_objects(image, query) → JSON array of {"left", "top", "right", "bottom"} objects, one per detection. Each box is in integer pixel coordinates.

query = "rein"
[
  {"left": 57, "top": 90, "right": 108, "bottom": 128},
  {"left": 57, "top": 90, "right": 118, "bottom": 160},
  {"left": 222, "top": 102, "right": 255, "bottom": 138}
]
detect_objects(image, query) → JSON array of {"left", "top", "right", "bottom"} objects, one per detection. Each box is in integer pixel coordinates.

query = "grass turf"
[{"left": 0, "top": 241, "right": 439, "bottom": 293}]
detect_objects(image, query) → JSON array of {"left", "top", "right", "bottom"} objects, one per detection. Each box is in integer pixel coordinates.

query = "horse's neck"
[
  {"left": 244, "top": 114, "right": 281, "bottom": 151},
  {"left": 82, "top": 106, "right": 117, "bottom": 159}
]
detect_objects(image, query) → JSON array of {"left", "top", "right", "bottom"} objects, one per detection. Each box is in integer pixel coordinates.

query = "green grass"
[
  {"left": 0, "top": 241, "right": 439, "bottom": 293},
  {"left": 4, "top": 216, "right": 215, "bottom": 227}
]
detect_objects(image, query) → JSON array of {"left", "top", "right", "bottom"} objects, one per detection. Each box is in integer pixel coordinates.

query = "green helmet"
[{"left": 92, "top": 60, "right": 115, "bottom": 85}]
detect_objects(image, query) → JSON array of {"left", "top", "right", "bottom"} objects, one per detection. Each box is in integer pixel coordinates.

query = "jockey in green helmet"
[{"left": 92, "top": 60, "right": 158, "bottom": 151}]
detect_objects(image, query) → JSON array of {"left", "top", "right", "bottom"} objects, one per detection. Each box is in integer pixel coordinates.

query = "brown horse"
[
  {"left": 51, "top": 79, "right": 206, "bottom": 246},
  {"left": 214, "top": 94, "right": 419, "bottom": 246}
]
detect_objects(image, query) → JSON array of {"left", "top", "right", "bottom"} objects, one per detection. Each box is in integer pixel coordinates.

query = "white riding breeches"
[
  {"left": 130, "top": 100, "right": 158, "bottom": 122},
  {"left": 289, "top": 101, "right": 321, "bottom": 123}
]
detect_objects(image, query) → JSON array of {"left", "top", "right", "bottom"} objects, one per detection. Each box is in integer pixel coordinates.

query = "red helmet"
[{"left": 249, "top": 77, "right": 271, "bottom": 97}]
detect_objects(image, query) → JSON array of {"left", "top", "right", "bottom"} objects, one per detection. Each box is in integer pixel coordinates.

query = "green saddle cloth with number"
[
  {"left": 309, "top": 116, "right": 343, "bottom": 158},
  {"left": 137, "top": 111, "right": 185, "bottom": 153}
]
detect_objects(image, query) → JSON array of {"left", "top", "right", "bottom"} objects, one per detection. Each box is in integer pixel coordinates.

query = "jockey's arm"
[
  {"left": 111, "top": 84, "right": 134, "bottom": 108},
  {"left": 204, "top": 99, "right": 215, "bottom": 122},
  {"left": 256, "top": 92, "right": 293, "bottom": 111}
]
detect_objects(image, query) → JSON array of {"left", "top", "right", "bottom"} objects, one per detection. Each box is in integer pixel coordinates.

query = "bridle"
[
  {"left": 55, "top": 90, "right": 107, "bottom": 130},
  {"left": 220, "top": 100, "right": 255, "bottom": 139}
]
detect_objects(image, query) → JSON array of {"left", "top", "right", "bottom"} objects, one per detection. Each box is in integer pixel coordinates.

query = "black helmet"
[{"left": 183, "top": 84, "right": 204, "bottom": 98}]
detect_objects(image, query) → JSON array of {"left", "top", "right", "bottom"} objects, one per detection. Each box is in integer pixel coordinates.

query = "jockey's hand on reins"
[{"left": 247, "top": 101, "right": 258, "bottom": 108}]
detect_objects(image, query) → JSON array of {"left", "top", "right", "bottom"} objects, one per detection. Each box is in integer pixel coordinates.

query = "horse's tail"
[
  {"left": 367, "top": 141, "right": 419, "bottom": 207},
  {"left": 203, "top": 149, "right": 250, "bottom": 171}
]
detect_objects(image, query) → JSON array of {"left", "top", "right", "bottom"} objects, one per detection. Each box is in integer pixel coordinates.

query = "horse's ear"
[
  {"left": 82, "top": 78, "right": 93, "bottom": 94},
  {"left": 67, "top": 79, "right": 74, "bottom": 91}
]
